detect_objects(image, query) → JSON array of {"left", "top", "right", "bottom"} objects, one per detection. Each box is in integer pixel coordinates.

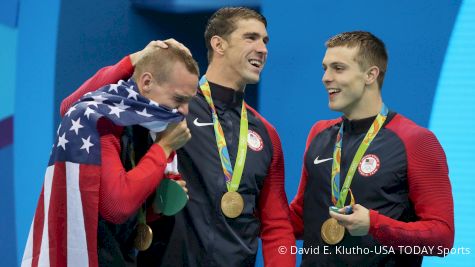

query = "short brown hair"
[
  {"left": 204, "top": 7, "right": 267, "bottom": 63},
  {"left": 326, "top": 31, "right": 388, "bottom": 89},
  {"left": 133, "top": 41, "right": 199, "bottom": 84}
]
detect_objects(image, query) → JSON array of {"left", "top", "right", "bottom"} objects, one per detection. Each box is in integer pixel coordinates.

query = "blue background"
[{"left": 1, "top": 0, "right": 473, "bottom": 266}]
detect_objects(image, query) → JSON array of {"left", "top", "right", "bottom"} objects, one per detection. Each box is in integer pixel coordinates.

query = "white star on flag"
[
  {"left": 84, "top": 107, "right": 95, "bottom": 119},
  {"left": 136, "top": 108, "right": 153, "bottom": 118},
  {"left": 126, "top": 87, "right": 139, "bottom": 100},
  {"left": 58, "top": 133, "right": 69, "bottom": 150},
  {"left": 86, "top": 101, "right": 99, "bottom": 108},
  {"left": 92, "top": 95, "right": 108, "bottom": 104},
  {"left": 65, "top": 106, "right": 77, "bottom": 117},
  {"left": 108, "top": 84, "right": 120, "bottom": 93},
  {"left": 114, "top": 100, "right": 130, "bottom": 110},
  {"left": 108, "top": 105, "right": 125, "bottom": 118},
  {"left": 80, "top": 136, "right": 94, "bottom": 154},
  {"left": 70, "top": 118, "right": 84, "bottom": 135}
]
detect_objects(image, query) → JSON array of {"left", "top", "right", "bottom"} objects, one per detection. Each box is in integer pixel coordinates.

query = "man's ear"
[
  {"left": 365, "top": 66, "right": 380, "bottom": 86},
  {"left": 210, "top": 35, "right": 227, "bottom": 56},
  {"left": 139, "top": 72, "right": 153, "bottom": 93}
]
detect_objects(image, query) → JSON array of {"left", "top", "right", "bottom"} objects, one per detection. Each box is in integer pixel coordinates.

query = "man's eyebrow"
[{"left": 328, "top": 62, "right": 347, "bottom": 67}]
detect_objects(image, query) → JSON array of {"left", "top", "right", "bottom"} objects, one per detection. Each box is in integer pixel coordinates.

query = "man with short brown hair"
[{"left": 290, "top": 31, "right": 454, "bottom": 266}]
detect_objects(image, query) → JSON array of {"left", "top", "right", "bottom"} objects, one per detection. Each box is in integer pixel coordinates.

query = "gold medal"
[
  {"left": 134, "top": 223, "right": 153, "bottom": 251},
  {"left": 221, "top": 191, "right": 244, "bottom": 218},
  {"left": 321, "top": 218, "right": 345, "bottom": 245}
]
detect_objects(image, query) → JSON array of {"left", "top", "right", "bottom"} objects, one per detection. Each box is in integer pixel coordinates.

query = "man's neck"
[
  {"left": 205, "top": 63, "right": 246, "bottom": 92},
  {"left": 344, "top": 98, "right": 383, "bottom": 120}
]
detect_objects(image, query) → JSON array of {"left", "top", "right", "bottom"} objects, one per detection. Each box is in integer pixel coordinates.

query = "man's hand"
[
  {"left": 329, "top": 204, "right": 370, "bottom": 236},
  {"left": 156, "top": 120, "right": 191, "bottom": 157},
  {"left": 175, "top": 179, "right": 190, "bottom": 200},
  {"left": 130, "top": 39, "right": 192, "bottom": 65}
]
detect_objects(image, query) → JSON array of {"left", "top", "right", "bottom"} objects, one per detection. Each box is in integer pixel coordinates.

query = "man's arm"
[
  {"left": 290, "top": 120, "right": 340, "bottom": 239},
  {"left": 368, "top": 128, "right": 454, "bottom": 254},
  {"left": 289, "top": 123, "right": 320, "bottom": 239},
  {"left": 248, "top": 107, "right": 295, "bottom": 266},
  {"left": 60, "top": 40, "right": 181, "bottom": 116},
  {"left": 98, "top": 118, "right": 167, "bottom": 224},
  {"left": 288, "top": 168, "right": 307, "bottom": 240},
  {"left": 98, "top": 119, "right": 191, "bottom": 224},
  {"left": 60, "top": 56, "right": 134, "bottom": 117}
]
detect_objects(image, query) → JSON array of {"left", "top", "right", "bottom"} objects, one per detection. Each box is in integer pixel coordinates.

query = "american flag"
[{"left": 21, "top": 79, "right": 183, "bottom": 267}]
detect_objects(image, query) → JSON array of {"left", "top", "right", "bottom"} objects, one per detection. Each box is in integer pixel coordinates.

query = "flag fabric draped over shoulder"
[{"left": 22, "top": 79, "right": 183, "bottom": 267}]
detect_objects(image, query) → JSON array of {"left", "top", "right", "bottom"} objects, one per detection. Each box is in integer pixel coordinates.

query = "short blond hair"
[{"left": 133, "top": 41, "right": 199, "bottom": 84}]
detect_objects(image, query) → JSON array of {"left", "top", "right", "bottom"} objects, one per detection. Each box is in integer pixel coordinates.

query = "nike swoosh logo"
[
  {"left": 314, "top": 156, "right": 333, "bottom": 165},
  {"left": 193, "top": 118, "right": 214, "bottom": 127}
]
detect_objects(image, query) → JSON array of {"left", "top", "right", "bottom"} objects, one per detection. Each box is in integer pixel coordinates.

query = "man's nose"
[{"left": 178, "top": 104, "right": 189, "bottom": 115}]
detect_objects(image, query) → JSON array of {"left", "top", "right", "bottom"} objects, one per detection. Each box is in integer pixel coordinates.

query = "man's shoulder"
[
  {"left": 386, "top": 113, "right": 433, "bottom": 138},
  {"left": 385, "top": 113, "right": 440, "bottom": 152},
  {"left": 307, "top": 118, "right": 342, "bottom": 140},
  {"left": 243, "top": 103, "right": 282, "bottom": 138}
]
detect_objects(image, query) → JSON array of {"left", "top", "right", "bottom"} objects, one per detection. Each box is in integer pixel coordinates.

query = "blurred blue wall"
[{"left": 1, "top": 0, "right": 472, "bottom": 266}]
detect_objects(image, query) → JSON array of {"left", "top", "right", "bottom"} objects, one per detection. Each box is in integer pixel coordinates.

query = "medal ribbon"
[
  {"left": 127, "top": 131, "right": 147, "bottom": 224},
  {"left": 125, "top": 127, "right": 147, "bottom": 224},
  {"left": 199, "top": 76, "right": 248, "bottom": 192},
  {"left": 331, "top": 104, "right": 389, "bottom": 208}
]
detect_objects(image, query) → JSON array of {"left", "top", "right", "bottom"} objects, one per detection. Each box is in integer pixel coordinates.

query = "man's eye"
[{"left": 174, "top": 97, "right": 187, "bottom": 104}]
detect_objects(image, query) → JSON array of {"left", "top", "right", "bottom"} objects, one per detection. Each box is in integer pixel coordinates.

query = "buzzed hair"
[
  {"left": 133, "top": 41, "right": 199, "bottom": 84},
  {"left": 204, "top": 7, "right": 267, "bottom": 63},
  {"left": 326, "top": 31, "right": 388, "bottom": 89}
]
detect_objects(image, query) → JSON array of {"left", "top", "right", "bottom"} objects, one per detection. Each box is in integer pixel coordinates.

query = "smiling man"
[
  {"left": 58, "top": 7, "right": 295, "bottom": 267},
  {"left": 289, "top": 31, "right": 454, "bottom": 266}
]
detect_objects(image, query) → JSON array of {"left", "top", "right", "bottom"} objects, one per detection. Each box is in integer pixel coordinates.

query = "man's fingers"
[
  {"left": 145, "top": 40, "right": 168, "bottom": 49},
  {"left": 151, "top": 40, "right": 168, "bottom": 48},
  {"left": 163, "top": 38, "right": 192, "bottom": 56},
  {"left": 329, "top": 211, "right": 352, "bottom": 226}
]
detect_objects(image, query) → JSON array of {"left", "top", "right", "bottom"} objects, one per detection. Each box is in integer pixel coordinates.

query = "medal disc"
[
  {"left": 155, "top": 179, "right": 188, "bottom": 216},
  {"left": 221, "top": 191, "right": 244, "bottom": 218},
  {"left": 321, "top": 218, "right": 345, "bottom": 245},
  {"left": 134, "top": 223, "right": 153, "bottom": 251}
]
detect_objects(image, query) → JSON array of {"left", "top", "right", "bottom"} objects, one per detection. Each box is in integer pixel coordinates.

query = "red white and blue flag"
[{"left": 21, "top": 79, "right": 183, "bottom": 267}]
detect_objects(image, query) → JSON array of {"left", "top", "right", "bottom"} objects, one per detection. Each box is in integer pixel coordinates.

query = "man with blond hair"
[{"left": 23, "top": 43, "right": 199, "bottom": 267}]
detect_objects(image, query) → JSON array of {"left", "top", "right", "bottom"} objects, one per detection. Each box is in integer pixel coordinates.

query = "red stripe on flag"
[
  {"left": 49, "top": 162, "right": 67, "bottom": 266},
  {"left": 79, "top": 164, "right": 101, "bottom": 267},
  {"left": 31, "top": 187, "right": 45, "bottom": 267}
]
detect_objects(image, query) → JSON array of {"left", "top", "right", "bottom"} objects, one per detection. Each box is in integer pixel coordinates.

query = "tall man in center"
[{"left": 60, "top": 7, "right": 296, "bottom": 267}]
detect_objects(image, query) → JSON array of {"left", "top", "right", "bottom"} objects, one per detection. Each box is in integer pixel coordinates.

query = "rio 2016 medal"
[
  {"left": 321, "top": 218, "right": 345, "bottom": 245},
  {"left": 221, "top": 191, "right": 244, "bottom": 218}
]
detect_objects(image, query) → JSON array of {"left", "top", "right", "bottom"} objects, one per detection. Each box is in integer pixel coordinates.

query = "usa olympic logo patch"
[
  {"left": 247, "top": 130, "right": 263, "bottom": 152},
  {"left": 358, "top": 154, "right": 380, "bottom": 177}
]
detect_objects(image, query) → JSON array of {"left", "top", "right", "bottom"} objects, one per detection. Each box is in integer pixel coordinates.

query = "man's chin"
[
  {"left": 245, "top": 73, "right": 260, "bottom": 85},
  {"left": 328, "top": 103, "right": 342, "bottom": 112}
]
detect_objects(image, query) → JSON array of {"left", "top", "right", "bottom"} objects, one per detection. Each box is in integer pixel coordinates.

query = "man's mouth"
[
  {"left": 249, "top": 59, "right": 263, "bottom": 69},
  {"left": 328, "top": 88, "right": 341, "bottom": 95},
  {"left": 328, "top": 88, "right": 341, "bottom": 99}
]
